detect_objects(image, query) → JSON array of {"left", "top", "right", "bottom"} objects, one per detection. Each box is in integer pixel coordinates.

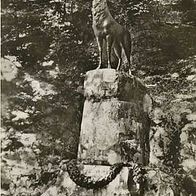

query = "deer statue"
[{"left": 92, "top": 0, "right": 132, "bottom": 72}]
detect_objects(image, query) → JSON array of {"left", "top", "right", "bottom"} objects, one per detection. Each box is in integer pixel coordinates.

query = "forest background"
[{"left": 1, "top": 0, "right": 196, "bottom": 195}]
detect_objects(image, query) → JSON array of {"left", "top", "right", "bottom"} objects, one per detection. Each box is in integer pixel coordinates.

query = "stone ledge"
[{"left": 84, "top": 69, "right": 148, "bottom": 103}]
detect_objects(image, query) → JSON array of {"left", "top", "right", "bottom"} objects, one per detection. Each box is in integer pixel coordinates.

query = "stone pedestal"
[
  {"left": 78, "top": 69, "right": 151, "bottom": 166},
  {"left": 42, "top": 69, "right": 152, "bottom": 196}
]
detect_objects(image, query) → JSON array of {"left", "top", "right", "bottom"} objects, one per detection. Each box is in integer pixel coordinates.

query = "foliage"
[
  {"left": 67, "top": 159, "right": 124, "bottom": 189},
  {"left": 1, "top": 0, "right": 196, "bottom": 195}
]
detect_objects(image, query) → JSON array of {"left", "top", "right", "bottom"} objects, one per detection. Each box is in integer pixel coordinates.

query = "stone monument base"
[{"left": 42, "top": 69, "right": 152, "bottom": 196}]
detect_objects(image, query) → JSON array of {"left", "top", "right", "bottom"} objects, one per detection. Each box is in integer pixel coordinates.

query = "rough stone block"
[
  {"left": 84, "top": 69, "right": 118, "bottom": 99},
  {"left": 78, "top": 69, "right": 152, "bottom": 165},
  {"left": 78, "top": 99, "right": 144, "bottom": 165},
  {"left": 84, "top": 69, "right": 148, "bottom": 104}
]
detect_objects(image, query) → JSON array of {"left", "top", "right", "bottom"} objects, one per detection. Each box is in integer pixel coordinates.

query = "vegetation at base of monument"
[
  {"left": 67, "top": 159, "right": 148, "bottom": 193},
  {"left": 1, "top": 0, "right": 196, "bottom": 195},
  {"left": 66, "top": 159, "right": 124, "bottom": 189}
]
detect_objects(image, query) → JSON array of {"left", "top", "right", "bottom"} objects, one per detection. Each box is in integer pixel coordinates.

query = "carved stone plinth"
[
  {"left": 78, "top": 69, "right": 151, "bottom": 165},
  {"left": 42, "top": 69, "right": 152, "bottom": 196}
]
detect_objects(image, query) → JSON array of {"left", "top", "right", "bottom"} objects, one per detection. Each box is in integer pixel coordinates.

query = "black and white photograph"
[{"left": 1, "top": 0, "right": 196, "bottom": 195}]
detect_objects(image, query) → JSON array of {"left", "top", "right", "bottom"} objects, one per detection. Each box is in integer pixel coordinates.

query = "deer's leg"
[
  {"left": 122, "top": 31, "right": 132, "bottom": 74},
  {"left": 122, "top": 44, "right": 131, "bottom": 72},
  {"left": 116, "top": 57, "right": 122, "bottom": 71},
  {"left": 114, "top": 43, "right": 122, "bottom": 71},
  {"left": 96, "top": 36, "right": 103, "bottom": 69},
  {"left": 106, "top": 35, "right": 113, "bottom": 69}
]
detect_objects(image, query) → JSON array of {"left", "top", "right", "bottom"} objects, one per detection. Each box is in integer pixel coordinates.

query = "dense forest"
[{"left": 1, "top": 0, "right": 196, "bottom": 195}]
